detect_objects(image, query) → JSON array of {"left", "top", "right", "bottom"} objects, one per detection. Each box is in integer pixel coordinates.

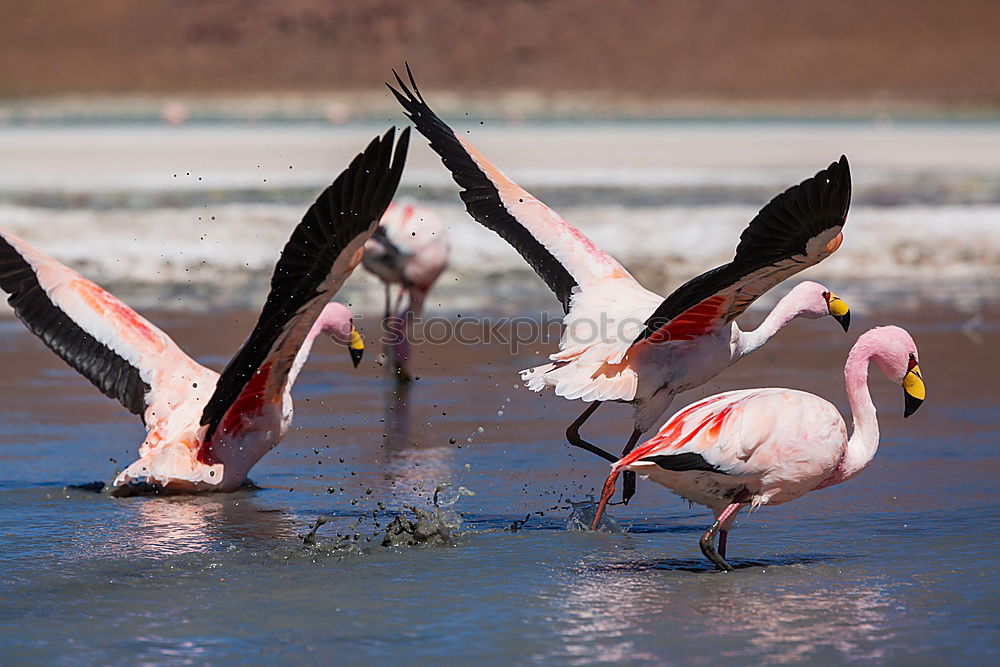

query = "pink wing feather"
[
  {"left": 388, "top": 65, "right": 642, "bottom": 312},
  {"left": 0, "top": 228, "right": 210, "bottom": 429}
]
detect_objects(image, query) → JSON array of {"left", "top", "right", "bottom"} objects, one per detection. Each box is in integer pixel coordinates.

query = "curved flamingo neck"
[
  {"left": 732, "top": 292, "right": 808, "bottom": 361},
  {"left": 832, "top": 343, "right": 881, "bottom": 485},
  {"left": 285, "top": 321, "right": 324, "bottom": 392}
]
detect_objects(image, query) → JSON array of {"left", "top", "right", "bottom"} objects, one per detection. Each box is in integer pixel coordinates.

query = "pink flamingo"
[
  {"left": 363, "top": 202, "right": 450, "bottom": 382},
  {"left": 591, "top": 325, "right": 926, "bottom": 571},
  {"left": 389, "top": 66, "right": 852, "bottom": 502},
  {"left": 0, "top": 128, "right": 409, "bottom": 493}
]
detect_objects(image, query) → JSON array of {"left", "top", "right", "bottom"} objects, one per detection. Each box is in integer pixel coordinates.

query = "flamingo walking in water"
[
  {"left": 0, "top": 128, "right": 409, "bottom": 493},
  {"left": 363, "top": 202, "right": 450, "bottom": 382},
  {"left": 591, "top": 325, "right": 926, "bottom": 571},
  {"left": 389, "top": 66, "right": 852, "bottom": 502}
]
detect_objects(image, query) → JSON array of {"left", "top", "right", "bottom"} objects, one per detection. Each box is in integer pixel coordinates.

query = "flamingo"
[
  {"left": 591, "top": 325, "right": 926, "bottom": 571},
  {"left": 362, "top": 202, "right": 450, "bottom": 382},
  {"left": 389, "top": 66, "right": 852, "bottom": 502},
  {"left": 0, "top": 127, "right": 409, "bottom": 493}
]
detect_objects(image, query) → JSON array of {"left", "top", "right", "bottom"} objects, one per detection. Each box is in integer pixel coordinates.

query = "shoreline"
[{"left": 4, "top": 93, "right": 1000, "bottom": 126}]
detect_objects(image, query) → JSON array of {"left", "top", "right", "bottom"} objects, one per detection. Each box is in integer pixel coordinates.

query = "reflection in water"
[
  {"left": 543, "top": 557, "right": 898, "bottom": 664},
  {"left": 382, "top": 381, "right": 414, "bottom": 450},
  {"left": 70, "top": 493, "right": 293, "bottom": 560},
  {"left": 537, "top": 561, "right": 662, "bottom": 664},
  {"left": 380, "top": 382, "right": 459, "bottom": 506},
  {"left": 699, "top": 582, "right": 895, "bottom": 663}
]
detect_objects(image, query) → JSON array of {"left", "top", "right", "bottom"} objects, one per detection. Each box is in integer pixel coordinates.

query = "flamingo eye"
[{"left": 907, "top": 353, "right": 917, "bottom": 371}]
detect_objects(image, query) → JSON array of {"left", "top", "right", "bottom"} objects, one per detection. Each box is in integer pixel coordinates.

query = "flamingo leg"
[
  {"left": 619, "top": 428, "right": 643, "bottom": 504},
  {"left": 394, "top": 286, "right": 414, "bottom": 384},
  {"left": 381, "top": 282, "right": 395, "bottom": 363},
  {"left": 718, "top": 530, "right": 728, "bottom": 559},
  {"left": 382, "top": 285, "right": 412, "bottom": 384},
  {"left": 565, "top": 401, "right": 618, "bottom": 463},
  {"left": 392, "top": 286, "right": 407, "bottom": 320},
  {"left": 700, "top": 501, "right": 743, "bottom": 572}
]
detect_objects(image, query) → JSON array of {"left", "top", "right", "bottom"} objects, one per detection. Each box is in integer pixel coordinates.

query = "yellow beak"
[
  {"left": 903, "top": 364, "right": 925, "bottom": 418},
  {"left": 348, "top": 327, "right": 364, "bottom": 368},
  {"left": 826, "top": 292, "right": 851, "bottom": 332}
]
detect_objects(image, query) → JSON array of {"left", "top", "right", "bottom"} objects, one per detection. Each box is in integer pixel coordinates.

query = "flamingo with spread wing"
[
  {"left": 389, "top": 66, "right": 852, "bottom": 503},
  {"left": 0, "top": 127, "right": 409, "bottom": 493},
  {"left": 591, "top": 325, "right": 926, "bottom": 571}
]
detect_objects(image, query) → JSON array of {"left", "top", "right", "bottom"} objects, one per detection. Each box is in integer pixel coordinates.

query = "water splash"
[
  {"left": 381, "top": 505, "right": 463, "bottom": 548},
  {"left": 565, "top": 497, "right": 625, "bottom": 533},
  {"left": 301, "top": 484, "right": 469, "bottom": 551}
]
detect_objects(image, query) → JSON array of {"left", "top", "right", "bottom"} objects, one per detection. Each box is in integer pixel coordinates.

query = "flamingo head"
[
  {"left": 316, "top": 302, "right": 365, "bottom": 368},
  {"left": 787, "top": 280, "right": 851, "bottom": 332},
  {"left": 858, "top": 325, "right": 926, "bottom": 418}
]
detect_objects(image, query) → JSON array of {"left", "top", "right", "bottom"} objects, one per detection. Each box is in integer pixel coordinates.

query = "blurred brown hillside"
[{"left": 1, "top": 0, "right": 997, "bottom": 104}]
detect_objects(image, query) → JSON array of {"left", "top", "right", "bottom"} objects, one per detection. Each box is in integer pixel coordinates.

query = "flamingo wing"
[
  {"left": 388, "top": 65, "right": 634, "bottom": 313},
  {"left": 198, "top": 127, "right": 408, "bottom": 447},
  {"left": 620, "top": 391, "right": 751, "bottom": 469},
  {"left": 634, "top": 156, "right": 851, "bottom": 345},
  {"left": 621, "top": 389, "right": 795, "bottom": 482},
  {"left": 626, "top": 388, "right": 844, "bottom": 478},
  {"left": 0, "top": 229, "right": 206, "bottom": 425}
]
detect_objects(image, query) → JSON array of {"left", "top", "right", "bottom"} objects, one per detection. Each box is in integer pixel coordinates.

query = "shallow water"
[{"left": 0, "top": 303, "right": 996, "bottom": 664}]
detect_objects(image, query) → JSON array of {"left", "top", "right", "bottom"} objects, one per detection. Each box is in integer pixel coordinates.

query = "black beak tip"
[
  {"left": 350, "top": 348, "right": 364, "bottom": 369},
  {"left": 903, "top": 393, "right": 923, "bottom": 418},
  {"left": 835, "top": 311, "right": 851, "bottom": 333}
]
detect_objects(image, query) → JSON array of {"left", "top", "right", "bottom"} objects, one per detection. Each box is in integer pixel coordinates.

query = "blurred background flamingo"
[{"left": 363, "top": 201, "right": 450, "bottom": 383}]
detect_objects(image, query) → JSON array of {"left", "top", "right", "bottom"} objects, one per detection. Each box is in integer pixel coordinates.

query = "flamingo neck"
[
  {"left": 285, "top": 323, "right": 324, "bottom": 392},
  {"left": 732, "top": 294, "right": 804, "bottom": 361},
  {"left": 835, "top": 345, "right": 881, "bottom": 484}
]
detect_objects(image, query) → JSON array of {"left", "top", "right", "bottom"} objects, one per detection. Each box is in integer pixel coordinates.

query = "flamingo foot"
[
  {"left": 700, "top": 500, "right": 744, "bottom": 572},
  {"left": 700, "top": 525, "right": 734, "bottom": 572}
]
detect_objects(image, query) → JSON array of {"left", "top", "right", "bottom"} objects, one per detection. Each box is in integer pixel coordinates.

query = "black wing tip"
[
  {"left": 388, "top": 65, "right": 577, "bottom": 313},
  {"left": 387, "top": 62, "right": 424, "bottom": 110},
  {"left": 840, "top": 155, "right": 852, "bottom": 195},
  {"left": 401, "top": 62, "right": 422, "bottom": 100},
  {"left": 823, "top": 153, "right": 852, "bottom": 217},
  {"left": 200, "top": 128, "right": 409, "bottom": 439},
  {"left": 773, "top": 153, "right": 853, "bottom": 224},
  {"left": 365, "top": 124, "right": 398, "bottom": 158},
  {"left": 823, "top": 153, "right": 851, "bottom": 188},
  {"left": 0, "top": 234, "right": 151, "bottom": 419},
  {"left": 395, "top": 125, "right": 411, "bottom": 158},
  {"left": 354, "top": 124, "right": 408, "bottom": 193},
  {"left": 387, "top": 64, "right": 449, "bottom": 137},
  {"left": 641, "top": 452, "right": 726, "bottom": 474}
]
